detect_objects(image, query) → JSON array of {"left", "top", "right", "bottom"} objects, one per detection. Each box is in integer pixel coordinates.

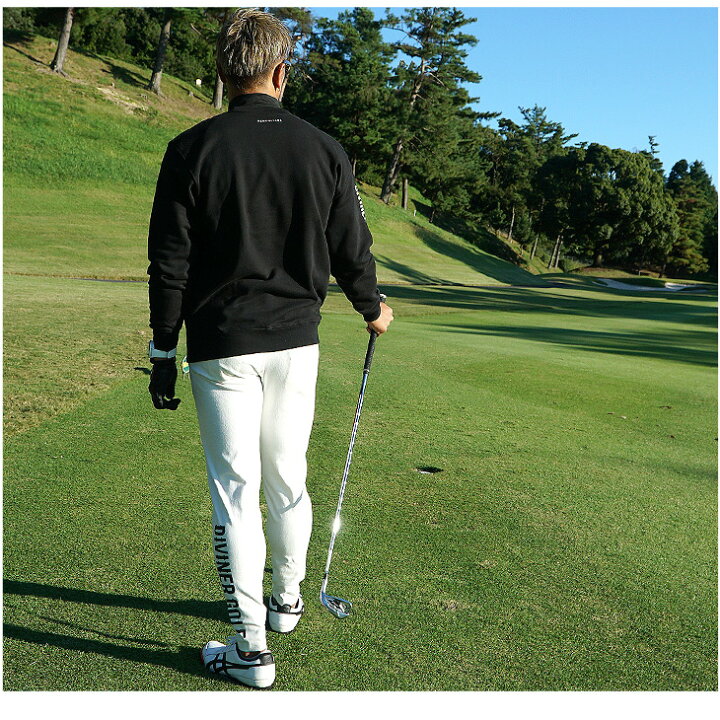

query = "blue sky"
[{"left": 310, "top": 6, "right": 718, "bottom": 185}]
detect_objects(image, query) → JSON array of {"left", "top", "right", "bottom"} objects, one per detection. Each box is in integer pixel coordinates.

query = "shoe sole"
[{"left": 200, "top": 647, "right": 276, "bottom": 689}]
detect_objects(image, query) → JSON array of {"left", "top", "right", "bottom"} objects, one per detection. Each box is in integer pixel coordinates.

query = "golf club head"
[{"left": 320, "top": 591, "right": 352, "bottom": 619}]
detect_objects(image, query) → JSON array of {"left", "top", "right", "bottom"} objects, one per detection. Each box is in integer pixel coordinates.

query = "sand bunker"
[{"left": 595, "top": 278, "right": 707, "bottom": 292}]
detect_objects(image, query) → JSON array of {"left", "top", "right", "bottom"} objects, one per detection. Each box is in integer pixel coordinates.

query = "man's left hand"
[{"left": 149, "top": 359, "right": 181, "bottom": 410}]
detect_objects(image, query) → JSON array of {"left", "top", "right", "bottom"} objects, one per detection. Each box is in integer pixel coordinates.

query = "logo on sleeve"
[{"left": 354, "top": 185, "right": 366, "bottom": 220}]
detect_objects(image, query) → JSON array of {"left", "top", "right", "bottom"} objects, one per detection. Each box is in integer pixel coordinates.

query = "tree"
[
  {"left": 50, "top": 7, "right": 75, "bottom": 76},
  {"left": 704, "top": 203, "right": 718, "bottom": 278},
  {"left": 516, "top": 106, "right": 578, "bottom": 257},
  {"left": 266, "top": 6, "right": 314, "bottom": 49},
  {"left": 688, "top": 161, "right": 718, "bottom": 276},
  {"left": 3, "top": 7, "right": 37, "bottom": 33},
  {"left": 407, "top": 87, "right": 477, "bottom": 220},
  {"left": 379, "top": 7, "right": 482, "bottom": 204},
  {"left": 212, "top": 8, "right": 232, "bottom": 109},
  {"left": 146, "top": 7, "right": 220, "bottom": 99},
  {"left": 535, "top": 144, "right": 678, "bottom": 272},
  {"left": 118, "top": 7, "right": 164, "bottom": 68},
  {"left": 535, "top": 151, "right": 574, "bottom": 267},
  {"left": 284, "top": 8, "right": 395, "bottom": 178},
  {"left": 665, "top": 159, "right": 715, "bottom": 276},
  {"left": 481, "top": 106, "right": 576, "bottom": 260},
  {"left": 70, "top": 7, "right": 131, "bottom": 59},
  {"left": 147, "top": 7, "right": 173, "bottom": 95},
  {"left": 640, "top": 135, "right": 665, "bottom": 178}
]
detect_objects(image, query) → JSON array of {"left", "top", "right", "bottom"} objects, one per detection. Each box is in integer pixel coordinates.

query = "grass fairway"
[
  {"left": 3, "top": 274, "right": 717, "bottom": 691},
  {"left": 2, "top": 30, "right": 717, "bottom": 693}
]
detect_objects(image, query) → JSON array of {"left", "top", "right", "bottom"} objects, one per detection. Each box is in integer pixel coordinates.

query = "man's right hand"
[
  {"left": 367, "top": 302, "right": 394, "bottom": 335},
  {"left": 149, "top": 358, "right": 181, "bottom": 410}
]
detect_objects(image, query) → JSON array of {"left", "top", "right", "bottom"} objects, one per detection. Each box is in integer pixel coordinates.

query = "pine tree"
[
  {"left": 537, "top": 144, "right": 678, "bottom": 271},
  {"left": 640, "top": 135, "right": 665, "bottom": 178},
  {"left": 283, "top": 8, "right": 395, "bottom": 179},
  {"left": 704, "top": 203, "right": 718, "bottom": 278},
  {"left": 485, "top": 106, "right": 576, "bottom": 256},
  {"left": 665, "top": 159, "right": 713, "bottom": 276},
  {"left": 145, "top": 8, "right": 222, "bottom": 99},
  {"left": 50, "top": 7, "right": 75, "bottom": 76},
  {"left": 406, "top": 83, "right": 482, "bottom": 221},
  {"left": 379, "top": 7, "right": 481, "bottom": 204},
  {"left": 212, "top": 8, "right": 232, "bottom": 109},
  {"left": 147, "top": 7, "right": 173, "bottom": 96}
]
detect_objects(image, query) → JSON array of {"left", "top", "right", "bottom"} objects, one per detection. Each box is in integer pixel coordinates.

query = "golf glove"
[{"left": 149, "top": 358, "right": 181, "bottom": 410}]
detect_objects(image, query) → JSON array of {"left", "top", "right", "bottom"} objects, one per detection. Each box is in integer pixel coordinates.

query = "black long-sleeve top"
[{"left": 147, "top": 92, "right": 381, "bottom": 362}]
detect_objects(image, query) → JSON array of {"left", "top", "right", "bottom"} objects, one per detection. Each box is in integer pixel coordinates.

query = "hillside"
[{"left": 3, "top": 32, "right": 544, "bottom": 287}]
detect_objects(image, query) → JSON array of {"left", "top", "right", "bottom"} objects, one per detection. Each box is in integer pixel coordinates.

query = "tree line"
[{"left": 5, "top": 6, "right": 717, "bottom": 278}]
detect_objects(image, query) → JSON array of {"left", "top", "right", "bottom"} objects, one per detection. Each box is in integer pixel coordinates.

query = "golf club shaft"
[{"left": 321, "top": 329, "right": 379, "bottom": 591}]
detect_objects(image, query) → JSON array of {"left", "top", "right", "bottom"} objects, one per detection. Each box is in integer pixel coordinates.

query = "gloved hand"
[{"left": 149, "top": 358, "right": 181, "bottom": 410}]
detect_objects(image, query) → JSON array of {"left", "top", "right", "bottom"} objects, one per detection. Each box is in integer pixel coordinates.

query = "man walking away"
[{"left": 146, "top": 8, "right": 394, "bottom": 689}]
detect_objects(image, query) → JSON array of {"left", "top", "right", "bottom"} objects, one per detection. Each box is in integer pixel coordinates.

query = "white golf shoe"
[
  {"left": 267, "top": 595, "right": 304, "bottom": 634},
  {"left": 201, "top": 640, "right": 275, "bottom": 689}
]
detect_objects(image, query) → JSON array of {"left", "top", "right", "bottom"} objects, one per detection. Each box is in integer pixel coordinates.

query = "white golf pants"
[{"left": 189, "top": 343, "right": 319, "bottom": 651}]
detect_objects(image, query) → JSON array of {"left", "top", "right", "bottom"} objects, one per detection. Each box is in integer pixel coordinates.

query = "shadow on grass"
[
  {"left": 3, "top": 579, "right": 243, "bottom": 686},
  {"left": 4, "top": 576, "right": 283, "bottom": 688},
  {"left": 93, "top": 55, "right": 149, "bottom": 90},
  {"left": 411, "top": 199, "right": 524, "bottom": 267},
  {"left": 442, "top": 323, "right": 717, "bottom": 367},
  {"left": 414, "top": 226, "right": 542, "bottom": 286},
  {"left": 4, "top": 578, "right": 226, "bottom": 621},
  {"left": 381, "top": 284, "right": 717, "bottom": 328},
  {"left": 79, "top": 48, "right": 213, "bottom": 104},
  {"left": 374, "top": 253, "right": 447, "bottom": 285},
  {"left": 3, "top": 623, "right": 206, "bottom": 683},
  {"left": 3, "top": 31, "right": 45, "bottom": 65}
]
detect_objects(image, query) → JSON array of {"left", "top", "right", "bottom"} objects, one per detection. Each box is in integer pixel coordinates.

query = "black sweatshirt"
[{"left": 147, "top": 92, "right": 381, "bottom": 363}]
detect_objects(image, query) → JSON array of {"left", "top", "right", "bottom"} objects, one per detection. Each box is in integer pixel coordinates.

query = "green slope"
[{"left": 3, "top": 33, "right": 541, "bottom": 287}]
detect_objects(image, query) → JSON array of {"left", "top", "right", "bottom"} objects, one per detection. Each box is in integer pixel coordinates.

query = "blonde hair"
[{"left": 216, "top": 8, "right": 294, "bottom": 91}]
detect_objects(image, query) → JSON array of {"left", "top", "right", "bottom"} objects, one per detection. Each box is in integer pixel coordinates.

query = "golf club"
[{"left": 320, "top": 292, "right": 387, "bottom": 618}]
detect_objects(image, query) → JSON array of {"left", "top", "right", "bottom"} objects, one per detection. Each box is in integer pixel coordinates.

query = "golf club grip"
[
  {"left": 364, "top": 331, "right": 377, "bottom": 372},
  {"left": 363, "top": 292, "right": 387, "bottom": 373}
]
